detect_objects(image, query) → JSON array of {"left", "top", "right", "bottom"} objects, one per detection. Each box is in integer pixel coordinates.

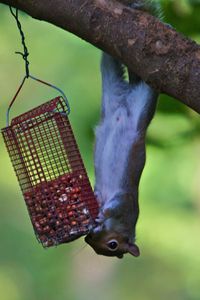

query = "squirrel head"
[
  {"left": 85, "top": 204, "right": 140, "bottom": 259},
  {"left": 85, "top": 225, "right": 140, "bottom": 259}
]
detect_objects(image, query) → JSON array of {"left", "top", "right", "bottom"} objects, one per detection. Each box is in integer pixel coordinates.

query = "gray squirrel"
[{"left": 85, "top": 0, "right": 160, "bottom": 258}]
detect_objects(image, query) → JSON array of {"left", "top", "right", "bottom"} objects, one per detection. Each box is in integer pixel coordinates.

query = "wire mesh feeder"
[{"left": 2, "top": 96, "right": 99, "bottom": 247}]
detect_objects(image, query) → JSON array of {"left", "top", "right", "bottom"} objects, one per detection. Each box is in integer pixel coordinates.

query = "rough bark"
[{"left": 0, "top": 0, "right": 200, "bottom": 114}]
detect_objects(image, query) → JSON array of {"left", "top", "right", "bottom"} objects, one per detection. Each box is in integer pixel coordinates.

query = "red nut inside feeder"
[{"left": 2, "top": 96, "right": 99, "bottom": 247}]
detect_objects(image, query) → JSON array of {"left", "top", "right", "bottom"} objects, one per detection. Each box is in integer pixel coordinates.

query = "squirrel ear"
[{"left": 127, "top": 243, "right": 140, "bottom": 257}]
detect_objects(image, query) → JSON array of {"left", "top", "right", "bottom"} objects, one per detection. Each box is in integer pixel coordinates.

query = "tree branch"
[{"left": 0, "top": 0, "right": 200, "bottom": 113}]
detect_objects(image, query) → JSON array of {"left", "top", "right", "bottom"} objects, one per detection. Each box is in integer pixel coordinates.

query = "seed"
[
  {"left": 82, "top": 219, "right": 90, "bottom": 225},
  {"left": 76, "top": 203, "right": 85, "bottom": 210},
  {"left": 70, "top": 178, "right": 76, "bottom": 184},
  {"left": 32, "top": 216, "right": 37, "bottom": 222},
  {"left": 76, "top": 187, "right": 81, "bottom": 194},
  {"left": 66, "top": 175, "right": 72, "bottom": 182},
  {"left": 68, "top": 211, "right": 74, "bottom": 217},
  {"left": 71, "top": 187, "right": 76, "bottom": 193},
  {"left": 78, "top": 214, "right": 87, "bottom": 221},
  {"left": 53, "top": 186, "right": 59, "bottom": 191},
  {"left": 42, "top": 200, "right": 47, "bottom": 207},
  {"left": 61, "top": 176, "right": 67, "bottom": 183},
  {"left": 24, "top": 194, "right": 30, "bottom": 200},
  {"left": 59, "top": 194, "right": 68, "bottom": 202},
  {"left": 49, "top": 218, "right": 56, "bottom": 225},
  {"left": 63, "top": 225, "right": 70, "bottom": 231},
  {"left": 35, "top": 205, "right": 42, "bottom": 213},
  {"left": 56, "top": 220, "right": 61, "bottom": 227},
  {"left": 35, "top": 196, "right": 41, "bottom": 202},
  {"left": 72, "top": 194, "right": 79, "bottom": 200},
  {"left": 43, "top": 225, "right": 50, "bottom": 233},
  {"left": 39, "top": 218, "right": 47, "bottom": 226},
  {"left": 26, "top": 199, "right": 33, "bottom": 206},
  {"left": 66, "top": 205, "right": 71, "bottom": 211},
  {"left": 58, "top": 213, "right": 63, "bottom": 219},
  {"left": 63, "top": 219, "right": 69, "bottom": 225},
  {"left": 47, "top": 212, "right": 52, "bottom": 219},
  {"left": 82, "top": 208, "right": 89, "bottom": 215},
  {"left": 71, "top": 220, "right": 77, "bottom": 226},
  {"left": 35, "top": 222, "right": 41, "bottom": 229},
  {"left": 36, "top": 227, "right": 43, "bottom": 234},
  {"left": 65, "top": 187, "right": 72, "bottom": 193},
  {"left": 49, "top": 206, "right": 56, "bottom": 212}
]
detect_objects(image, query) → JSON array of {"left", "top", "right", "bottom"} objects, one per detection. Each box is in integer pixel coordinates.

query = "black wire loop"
[
  {"left": 6, "top": 6, "right": 70, "bottom": 126},
  {"left": 9, "top": 6, "right": 30, "bottom": 78}
]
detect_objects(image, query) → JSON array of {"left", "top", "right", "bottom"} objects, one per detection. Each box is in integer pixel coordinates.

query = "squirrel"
[{"left": 85, "top": 0, "right": 160, "bottom": 258}]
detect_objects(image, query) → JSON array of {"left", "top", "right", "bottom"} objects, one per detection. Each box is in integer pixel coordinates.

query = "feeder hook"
[{"left": 9, "top": 6, "right": 30, "bottom": 78}]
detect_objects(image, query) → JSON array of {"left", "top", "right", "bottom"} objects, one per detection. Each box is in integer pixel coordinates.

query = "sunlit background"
[{"left": 0, "top": 1, "right": 200, "bottom": 299}]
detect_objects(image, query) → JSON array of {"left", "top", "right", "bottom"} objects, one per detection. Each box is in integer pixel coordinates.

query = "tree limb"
[{"left": 0, "top": 0, "right": 200, "bottom": 114}]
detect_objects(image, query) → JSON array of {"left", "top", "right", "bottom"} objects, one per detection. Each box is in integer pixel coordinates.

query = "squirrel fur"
[{"left": 85, "top": 0, "right": 160, "bottom": 258}]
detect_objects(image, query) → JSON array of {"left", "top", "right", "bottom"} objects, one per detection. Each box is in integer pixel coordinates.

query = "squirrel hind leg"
[
  {"left": 101, "top": 52, "right": 129, "bottom": 118},
  {"left": 101, "top": 53, "right": 125, "bottom": 85},
  {"left": 128, "top": 69, "right": 142, "bottom": 85}
]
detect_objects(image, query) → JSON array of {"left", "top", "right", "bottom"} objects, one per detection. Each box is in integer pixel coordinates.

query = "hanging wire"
[
  {"left": 6, "top": 6, "right": 70, "bottom": 127},
  {"left": 9, "top": 6, "right": 30, "bottom": 78},
  {"left": 6, "top": 76, "right": 26, "bottom": 127},
  {"left": 6, "top": 74, "right": 71, "bottom": 126}
]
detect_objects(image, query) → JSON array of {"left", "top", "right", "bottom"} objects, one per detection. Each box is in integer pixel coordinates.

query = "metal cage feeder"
[{"left": 2, "top": 96, "right": 99, "bottom": 248}]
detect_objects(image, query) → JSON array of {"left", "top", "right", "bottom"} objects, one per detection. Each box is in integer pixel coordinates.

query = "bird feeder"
[{"left": 2, "top": 95, "right": 99, "bottom": 247}]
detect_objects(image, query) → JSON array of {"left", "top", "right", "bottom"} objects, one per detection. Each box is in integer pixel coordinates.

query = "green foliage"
[{"left": 0, "top": 1, "right": 200, "bottom": 300}]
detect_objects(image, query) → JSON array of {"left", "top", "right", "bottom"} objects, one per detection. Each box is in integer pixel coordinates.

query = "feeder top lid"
[{"left": 9, "top": 96, "right": 67, "bottom": 127}]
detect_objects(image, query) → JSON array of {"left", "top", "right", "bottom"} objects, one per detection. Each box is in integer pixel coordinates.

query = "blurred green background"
[{"left": 0, "top": 1, "right": 200, "bottom": 299}]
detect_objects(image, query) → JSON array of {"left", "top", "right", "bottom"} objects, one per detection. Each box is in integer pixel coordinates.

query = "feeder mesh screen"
[
  {"left": 1, "top": 97, "right": 98, "bottom": 246},
  {"left": 3, "top": 98, "right": 82, "bottom": 191}
]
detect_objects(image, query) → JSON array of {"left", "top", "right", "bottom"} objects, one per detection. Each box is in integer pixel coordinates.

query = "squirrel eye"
[{"left": 107, "top": 239, "right": 119, "bottom": 251}]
